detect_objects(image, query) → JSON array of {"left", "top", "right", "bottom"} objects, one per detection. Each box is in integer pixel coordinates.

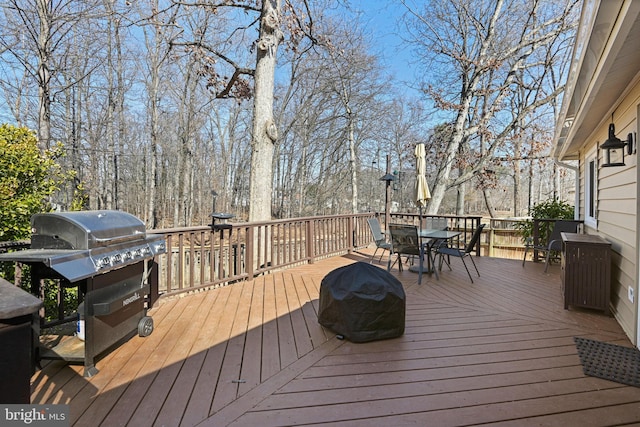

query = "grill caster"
[{"left": 138, "top": 316, "right": 154, "bottom": 337}]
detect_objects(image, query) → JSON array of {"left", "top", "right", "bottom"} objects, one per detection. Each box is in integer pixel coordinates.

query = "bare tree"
[
  {"left": 0, "top": 0, "right": 100, "bottom": 150},
  {"left": 169, "top": 0, "right": 331, "bottom": 222},
  {"left": 0, "top": 0, "right": 578, "bottom": 226},
  {"left": 137, "top": 0, "right": 181, "bottom": 227},
  {"left": 248, "top": 0, "right": 282, "bottom": 221},
  {"left": 272, "top": 52, "right": 339, "bottom": 217},
  {"left": 402, "top": 0, "right": 579, "bottom": 214},
  {"left": 102, "top": 0, "right": 128, "bottom": 210},
  {"left": 377, "top": 99, "right": 432, "bottom": 212},
  {"left": 313, "top": 27, "right": 384, "bottom": 213}
]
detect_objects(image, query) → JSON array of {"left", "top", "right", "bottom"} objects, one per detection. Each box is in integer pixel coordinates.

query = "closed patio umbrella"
[
  {"left": 407, "top": 143, "right": 432, "bottom": 276},
  {"left": 414, "top": 143, "right": 431, "bottom": 219}
]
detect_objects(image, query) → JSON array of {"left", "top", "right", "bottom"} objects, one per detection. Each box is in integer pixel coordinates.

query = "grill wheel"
[{"left": 138, "top": 316, "right": 154, "bottom": 337}]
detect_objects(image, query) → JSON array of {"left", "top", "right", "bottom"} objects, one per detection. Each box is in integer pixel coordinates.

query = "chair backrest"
[
  {"left": 367, "top": 218, "right": 385, "bottom": 243},
  {"left": 548, "top": 220, "right": 581, "bottom": 250},
  {"left": 464, "top": 224, "right": 486, "bottom": 254},
  {"left": 388, "top": 224, "right": 421, "bottom": 256}
]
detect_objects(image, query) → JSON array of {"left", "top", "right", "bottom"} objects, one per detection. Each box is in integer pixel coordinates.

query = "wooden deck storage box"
[{"left": 561, "top": 232, "right": 611, "bottom": 315}]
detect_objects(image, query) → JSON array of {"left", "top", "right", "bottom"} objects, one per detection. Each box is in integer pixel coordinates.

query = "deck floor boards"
[{"left": 31, "top": 251, "right": 640, "bottom": 426}]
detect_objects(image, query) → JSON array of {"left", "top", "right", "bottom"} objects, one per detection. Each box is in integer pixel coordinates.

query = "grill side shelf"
[{"left": 0, "top": 249, "right": 94, "bottom": 283}]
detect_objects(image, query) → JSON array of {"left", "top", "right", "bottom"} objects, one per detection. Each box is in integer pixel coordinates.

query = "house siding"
[{"left": 579, "top": 81, "right": 639, "bottom": 344}]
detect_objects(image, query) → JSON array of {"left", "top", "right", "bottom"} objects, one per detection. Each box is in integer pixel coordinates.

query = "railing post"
[
  {"left": 165, "top": 234, "right": 173, "bottom": 294},
  {"left": 189, "top": 232, "right": 196, "bottom": 289},
  {"left": 246, "top": 226, "right": 254, "bottom": 278},
  {"left": 472, "top": 217, "right": 482, "bottom": 256},
  {"left": 533, "top": 219, "right": 541, "bottom": 262},
  {"left": 306, "top": 219, "right": 316, "bottom": 264},
  {"left": 178, "top": 233, "right": 184, "bottom": 292},
  {"left": 348, "top": 215, "right": 354, "bottom": 254},
  {"left": 488, "top": 219, "right": 495, "bottom": 257}
]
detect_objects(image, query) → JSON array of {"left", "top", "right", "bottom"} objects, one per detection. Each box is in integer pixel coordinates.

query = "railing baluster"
[
  {"left": 178, "top": 233, "right": 185, "bottom": 291},
  {"left": 189, "top": 232, "right": 196, "bottom": 289},
  {"left": 199, "top": 230, "right": 205, "bottom": 286},
  {"left": 166, "top": 234, "right": 174, "bottom": 292}
]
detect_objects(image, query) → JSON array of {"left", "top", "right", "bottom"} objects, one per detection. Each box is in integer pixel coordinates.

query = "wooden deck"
[{"left": 31, "top": 250, "right": 640, "bottom": 426}]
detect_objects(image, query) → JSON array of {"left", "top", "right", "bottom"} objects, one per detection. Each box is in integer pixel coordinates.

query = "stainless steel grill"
[
  {"left": 0, "top": 210, "right": 166, "bottom": 377},
  {"left": 3, "top": 210, "right": 166, "bottom": 282}
]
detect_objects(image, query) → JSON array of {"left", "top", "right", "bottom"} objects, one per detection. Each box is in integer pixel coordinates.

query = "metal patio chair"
[
  {"left": 522, "top": 220, "right": 581, "bottom": 272},
  {"left": 387, "top": 224, "right": 426, "bottom": 285},
  {"left": 367, "top": 217, "right": 391, "bottom": 263},
  {"left": 437, "top": 224, "right": 485, "bottom": 283}
]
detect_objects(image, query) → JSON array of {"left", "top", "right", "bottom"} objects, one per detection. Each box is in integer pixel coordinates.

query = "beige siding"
[{"left": 579, "top": 81, "right": 639, "bottom": 344}]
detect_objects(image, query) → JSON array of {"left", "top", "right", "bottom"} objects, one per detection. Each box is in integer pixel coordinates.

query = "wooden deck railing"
[
  {"left": 154, "top": 213, "right": 376, "bottom": 297},
  {"left": 153, "top": 213, "right": 486, "bottom": 297},
  {"left": 0, "top": 213, "right": 515, "bottom": 320}
]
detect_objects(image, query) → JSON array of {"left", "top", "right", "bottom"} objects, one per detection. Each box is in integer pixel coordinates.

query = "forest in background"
[{"left": 0, "top": 0, "right": 580, "bottom": 228}]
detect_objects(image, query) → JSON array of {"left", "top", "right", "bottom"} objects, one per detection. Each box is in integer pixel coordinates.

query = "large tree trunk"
[
  {"left": 348, "top": 113, "right": 358, "bottom": 214},
  {"left": 455, "top": 183, "right": 465, "bottom": 216},
  {"left": 513, "top": 158, "right": 522, "bottom": 217},
  {"left": 427, "top": 113, "right": 467, "bottom": 214},
  {"left": 248, "top": 0, "right": 282, "bottom": 222}
]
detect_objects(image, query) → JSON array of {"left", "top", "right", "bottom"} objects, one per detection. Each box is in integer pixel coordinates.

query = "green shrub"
[
  {"left": 0, "top": 124, "right": 70, "bottom": 241},
  {"left": 0, "top": 124, "right": 79, "bottom": 321},
  {"left": 516, "top": 198, "right": 575, "bottom": 243}
]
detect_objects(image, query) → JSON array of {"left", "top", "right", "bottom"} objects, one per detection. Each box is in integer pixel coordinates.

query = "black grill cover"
[{"left": 318, "top": 262, "right": 405, "bottom": 343}]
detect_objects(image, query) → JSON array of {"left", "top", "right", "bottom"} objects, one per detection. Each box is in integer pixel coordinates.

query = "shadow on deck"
[{"left": 31, "top": 250, "right": 640, "bottom": 426}]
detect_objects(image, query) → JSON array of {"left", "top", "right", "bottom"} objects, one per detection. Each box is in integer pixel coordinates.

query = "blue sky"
[{"left": 346, "top": 0, "right": 420, "bottom": 95}]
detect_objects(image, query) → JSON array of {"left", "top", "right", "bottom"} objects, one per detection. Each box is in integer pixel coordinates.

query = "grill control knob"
[{"left": 102, "top": 257, "right": 110, "bottom": 267}]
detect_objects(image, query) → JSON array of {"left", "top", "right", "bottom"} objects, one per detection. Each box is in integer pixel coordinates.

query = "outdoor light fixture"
[
  {"left": 601, "top": 123, "right": 634, "bottom": 167},
  {"left": 379, "top": 173, "right": 396, "bottom": 183},
  {"left": 379, "top": 157, "right": 396, "bottom": 230},
  {"left": 209, "top": 189, "right": 234, "bottom": 230}
]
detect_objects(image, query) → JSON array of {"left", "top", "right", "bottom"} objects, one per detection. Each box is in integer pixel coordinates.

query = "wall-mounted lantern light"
[{"left": 600, "top": 123, "right": 634, "bottom": 167}]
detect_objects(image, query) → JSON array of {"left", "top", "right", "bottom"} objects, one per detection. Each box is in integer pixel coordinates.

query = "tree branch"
[{"left": 171, "top": 1, "right": 260, "bottom": 13}]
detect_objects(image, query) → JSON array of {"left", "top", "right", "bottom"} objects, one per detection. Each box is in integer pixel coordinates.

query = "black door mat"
[{"left": 574, "top": 337, "right": 640, "bottom": 387}]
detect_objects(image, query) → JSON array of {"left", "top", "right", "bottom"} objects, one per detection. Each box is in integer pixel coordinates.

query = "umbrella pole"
[
  {"left": 384, "top": 155, "right": 392, "bottom": 229},
  {"left": 385, "top": 180, "right": 391, "bottom": 230}
]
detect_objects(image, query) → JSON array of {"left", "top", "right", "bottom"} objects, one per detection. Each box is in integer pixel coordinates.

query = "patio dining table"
[{"left": 409, "top": 229, "right": 462, "bottom": 279}]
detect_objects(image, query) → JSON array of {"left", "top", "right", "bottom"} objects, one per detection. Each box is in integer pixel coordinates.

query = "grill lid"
[
  {"left": 0, "top": 210, "right": 166, "bottom": 282},
  {"left": 31, "top": 210, "right": 146, "bottom": 250}
]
